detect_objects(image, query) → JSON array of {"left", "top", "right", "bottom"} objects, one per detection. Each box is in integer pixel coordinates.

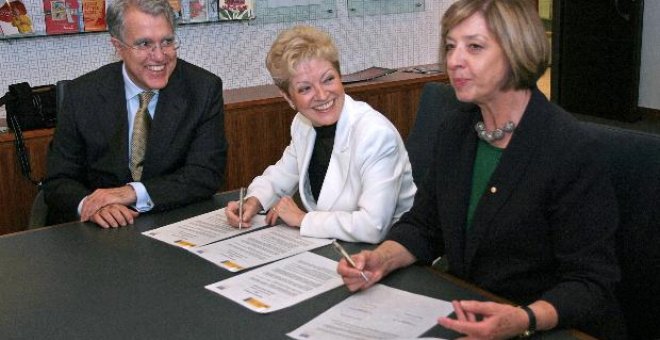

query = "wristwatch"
[{"left": 519, "top": 305, "right": 536, "bottom": 338}]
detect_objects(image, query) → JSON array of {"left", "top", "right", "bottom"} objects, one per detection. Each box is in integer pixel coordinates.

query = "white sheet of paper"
[
  {"left": 142, "top": 208, "right": 267, "bottom": 249},
  {"left": 192, "top": 225, "right": 333, "bottom": 272},
  {"left": 205, "top": 252, "right": 343, "bottom": 313},
  {"left": 287, "top": 284, "right": 453, "bottom": 340}
]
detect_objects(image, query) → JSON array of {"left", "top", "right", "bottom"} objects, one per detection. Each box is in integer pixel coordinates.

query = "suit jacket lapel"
[
  {"left": 297, "top": 115, "right": 318, "bottom": 210},
  {"left": 439, "top": 106, "right": 479, "bottom": 277},
  {"left": 463, "top": 90, "right": 545, "bottom": 274},
  {"left": 316, "top": 95, "right": 352, "bottom": 209},
  {"left": 143, "top": 61, "right": 188, "bottom": 178},
  {"left": 96, "top": 63, "right": 131, "bottom": 180}
]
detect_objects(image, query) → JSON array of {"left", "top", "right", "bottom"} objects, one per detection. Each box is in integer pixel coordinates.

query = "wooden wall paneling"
[
  {"left": 224, "top": 101, "right": 296, "bottom": 191},
  {"left": 350, "top": 84, "right": 425, "bottom": 141},
  {"left": 0, "top": 130, "right": 51, "bottom": 234}
]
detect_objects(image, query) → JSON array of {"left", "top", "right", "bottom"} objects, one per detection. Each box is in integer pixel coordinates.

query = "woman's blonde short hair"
[
  {"left": 266, "top": 25, "right": 341, "bottom": 92},
  {"left": 441, "top": 0, "right": 549, "bottom": 90}
]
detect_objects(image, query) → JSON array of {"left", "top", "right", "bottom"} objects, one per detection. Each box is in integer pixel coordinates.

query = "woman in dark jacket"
[{"left": 338, "top": 0, "right": 625, "bottom": 338}]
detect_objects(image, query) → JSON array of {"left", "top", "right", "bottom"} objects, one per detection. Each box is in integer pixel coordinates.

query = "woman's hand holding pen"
[
  {"left": 337, "top": 250, "right": 383, "bottom": 291},
  {"left": 225, "top": 196, "right": 262, "bottom": 228},
  {"left": 337, "top": 240, "right": 417, "bottom": 292}
]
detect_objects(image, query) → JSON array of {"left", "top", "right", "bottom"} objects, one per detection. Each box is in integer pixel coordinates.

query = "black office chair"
[
  {"left": 406, "top": 82, "right": 468, "bottom": 186},
  {"left": 585, "top": 123, "right": 660, "bottom": 339},
  {"left": 28, "top": 189, "right": 48, "bottom": 229},
  {"left": 405, "top": 82, "right": 462, "bottom": 271},
  {"left": 28, "top": 79, "right": 69, "bottom": 229}
]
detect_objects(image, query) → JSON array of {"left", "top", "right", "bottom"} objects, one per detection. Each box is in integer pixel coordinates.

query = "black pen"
[{"left": 332, "top": 240, "right": 369, "bottom": 282}]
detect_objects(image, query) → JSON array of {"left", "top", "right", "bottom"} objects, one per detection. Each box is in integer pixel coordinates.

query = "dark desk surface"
[{"left": 0, "top": 192, "right": 589, "bottom": 339}]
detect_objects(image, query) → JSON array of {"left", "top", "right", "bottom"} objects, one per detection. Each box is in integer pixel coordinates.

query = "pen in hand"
[
  {"left": 332, "top": 240, "right": 369, "bottom": 282},
  {"left": 238, "top": 187, "right": 245, "bottom": 230}
]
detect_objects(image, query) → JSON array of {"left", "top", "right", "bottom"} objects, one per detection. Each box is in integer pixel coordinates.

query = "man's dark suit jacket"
[
  {"left": 389, "top": 85, "right": 626, "bottom": 339},
  {"left": 44, "top": 59, "right": 227, "bottom": 224}
]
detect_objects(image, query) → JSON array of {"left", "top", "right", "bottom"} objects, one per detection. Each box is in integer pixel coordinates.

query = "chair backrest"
[
  {"left": 406, "top": 82, "right": 456, "bottom": 185},
  {"left": 583, "top": 123, "right": 660, "bottom": 340},
  {"left": 28, "top": 189, "right": 48, "bottom": 229},
  {"left": 55, "top": 79, "right": 69, "bottom": 115},
  {"left": 31, "top": 79, "right": 68, "bottom": 229}
]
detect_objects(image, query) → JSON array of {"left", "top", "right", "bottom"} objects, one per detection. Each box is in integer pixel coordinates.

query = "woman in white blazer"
[{"left": 225, "top": 25, "right": 416, "bottom": 244}]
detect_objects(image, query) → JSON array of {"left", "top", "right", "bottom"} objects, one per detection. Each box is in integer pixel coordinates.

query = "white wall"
[
  {"left": 0, "top": 0, "right": 452, "bottom": 118},
  {"left": 639, "top": 0, "right": 660, "bottom": 110}
]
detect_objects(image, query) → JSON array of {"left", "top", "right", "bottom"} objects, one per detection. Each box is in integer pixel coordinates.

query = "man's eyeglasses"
[{"left": 116, "top": 36, "right": 181, "bottom": 55}]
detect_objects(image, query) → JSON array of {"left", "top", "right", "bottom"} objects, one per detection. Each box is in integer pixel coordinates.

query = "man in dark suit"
[{"left": 43, "top": 0, "right": 227, "bottom": 228}]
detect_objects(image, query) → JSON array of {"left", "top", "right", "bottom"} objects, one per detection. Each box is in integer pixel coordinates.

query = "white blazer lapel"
[
  {"left": 296, "top": 115, "right": 318, "bottom": 210},
  {"left": 316, "top": 95, "right": 353, "bottom": 210}
]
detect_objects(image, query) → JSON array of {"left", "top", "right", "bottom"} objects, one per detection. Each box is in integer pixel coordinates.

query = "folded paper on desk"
[
  {"left": 142, "top": 207, "right": 267, "bottom": 249},
  {"left": 205, "top": 252, "right": 343, "bottom": 313},
  {"left": 341, "top": 66, "right": 396, "bottom": 84},
  {"left": 193, "top": 224, "right": 332, "bottom": 272},
  {"left": 288, "top": 284, "right": 453, "bottom": 340}
]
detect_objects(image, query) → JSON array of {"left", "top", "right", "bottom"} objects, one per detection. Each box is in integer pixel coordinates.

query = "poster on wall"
[
  {"left": 43, "top": 0, "right": 81, "bottom": 34},
  {"left": 168, "top": 0, "right": 182, "bottom": 20},
  {"left": 82, "top": 0, "right": 105, "bottom": 31},
  {"left": 0, "top": 0, "right": 34, "bottom": 35},
  {"left": 182, "top": 0, "right": 207, "bottom": 22},
  {"left": 218, "top": 0, "right": 253, "bottom": 20}
]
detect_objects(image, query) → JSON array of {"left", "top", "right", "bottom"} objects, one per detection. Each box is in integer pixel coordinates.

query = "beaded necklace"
[{"left": 474, "top": 120, "right": 516, "bottom": 143}]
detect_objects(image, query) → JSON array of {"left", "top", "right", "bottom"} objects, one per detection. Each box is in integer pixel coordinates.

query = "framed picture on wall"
[{"left": 218, "top": 0, "right": 253, "bottom": 20}]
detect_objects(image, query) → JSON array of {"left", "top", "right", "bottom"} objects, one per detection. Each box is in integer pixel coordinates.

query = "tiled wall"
[{"left": 0, "top": 0, "right": 451, "bottom": 118}]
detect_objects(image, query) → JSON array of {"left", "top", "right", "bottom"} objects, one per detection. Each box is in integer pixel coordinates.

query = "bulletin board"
[
  {"left": 252, "top": 0, "right": 337, "bottom": 25},
  {"left": 347, "top": 0, "right": 425, "bottom": 17}
]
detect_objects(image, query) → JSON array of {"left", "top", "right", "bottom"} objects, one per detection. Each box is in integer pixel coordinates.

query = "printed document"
[
  {"left": 142, "top": 208, "right": 267, "bottom": 249},
  {"left": 193, "top": 225, "right": 333, "bottom": 272},
  {"left": 287, "top": 284, "right": 453, "bottom": 340},
  {"left": 205, "top": 252, "right": 343, "bottom": 313}
]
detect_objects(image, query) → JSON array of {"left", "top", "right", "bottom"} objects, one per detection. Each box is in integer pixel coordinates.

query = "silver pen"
[
  {"left": 332, "top": 240, "right": 369, "bottom": 282},
  {"left": 238, "top": 187, "right": 245, "bottom": 230}
]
